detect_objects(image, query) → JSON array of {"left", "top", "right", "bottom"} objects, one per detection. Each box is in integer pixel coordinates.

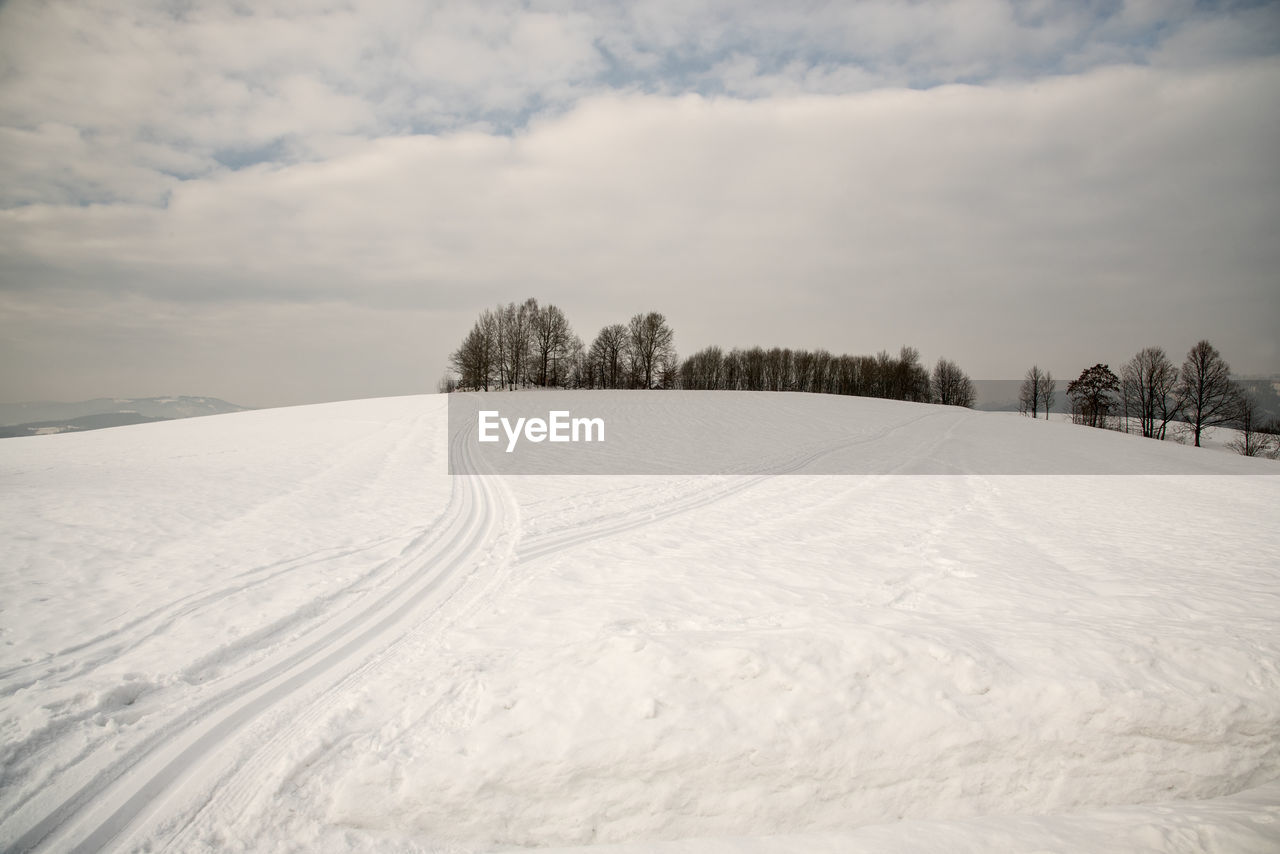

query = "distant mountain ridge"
[{"left": 0, "top": 396, "right": 250, "bottom": 437}]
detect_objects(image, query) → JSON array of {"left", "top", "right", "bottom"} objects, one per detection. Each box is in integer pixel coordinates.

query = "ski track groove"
[
  {"left": 2, "top": 421, "right": 501, "bottom": 853},
  {"left": 0, "top": 443, "right": 464, "bottom": 828},
  {"left": 0, "top": 535, "right": 413, "bottom": 695},
  {"left": 512, "top": 407, "right": 945, "bottom": 566},
  {"left": 0, "top": 412, "right": 446, "bottom": 693},
  {"left": 4, "top": 401, "right": 962, "bottom": 852},
  {"left": 159, "top": 440, "right": 523, "bottom": 852}
]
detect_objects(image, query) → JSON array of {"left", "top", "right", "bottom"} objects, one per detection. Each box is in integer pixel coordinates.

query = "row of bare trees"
[
  {"left": 450, "top": 304, "right": 975, "bottom": 407},
  {"left": 1018, "top": 366, "right": 1056, "bottom": 419},
  {"left": 680, "top": 344, "right": 974, "bottom": 406},
  {"left": 448, "top": 298, "right": 572, "bottom": 391},
  {"left": 448, "top": 299, "right": 678, "bottom": 392},
  {"left": 452, "top": 306, "right": 1273, "bottom": 455},
  {"left": 1057, "top": 340, "right": 1277, "bottom": 457}
]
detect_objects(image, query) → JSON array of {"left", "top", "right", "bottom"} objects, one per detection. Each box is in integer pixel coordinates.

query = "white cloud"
[
  {"left": 4, "top": 59, "right": 1278, "bottom": 394},
  {"left": 1, "top": 1, "right": 1278, "bottom": 402}
]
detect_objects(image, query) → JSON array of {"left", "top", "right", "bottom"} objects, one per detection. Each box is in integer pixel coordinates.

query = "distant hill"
[{"left": 0, "top": 396, "right": 250, "bottom": 438}]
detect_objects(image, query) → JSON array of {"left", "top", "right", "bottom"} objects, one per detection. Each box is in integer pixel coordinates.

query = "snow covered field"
[{"left": 1, "top": 392, "right": 1278, "bottom": 853}]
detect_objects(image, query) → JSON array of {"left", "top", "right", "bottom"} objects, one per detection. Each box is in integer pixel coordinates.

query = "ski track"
[
  {"left": 1, "top": 418, "right": 514, "bottom": 853},
  {"left": 2, "top": 397, "right": 942, "bottom": 852},
  {"left": 158, "top": 442, "right": 525, "bottom": 852},
  {"left": 0, "top": 416, "right": 459, "bottom": 824},
  {"left": 0, "top": 517, "right": 459, "bottom": 832},
  {"left": 6, "top": 398, "right": 1272, "bottom": 851},
  {"left": 0, "top": 534, "right": 413, "bottom": 695},
  {"left": 512, "top": 407, "right": 947, "bottom": 566},
  {"left": 0, "top": 412, "right": 442, "bottom": 693},
  {"left": 158, "top": 402, "right": 947, "bottom": 849}
]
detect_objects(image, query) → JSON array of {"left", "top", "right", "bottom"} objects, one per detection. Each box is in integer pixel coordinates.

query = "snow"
[
  {"left": 991, "top": 410, "right": 1277, "bottom": 460},
  {"left": 449, "top": 391, "right": 1274, "bottom": 474},
  {"left": 1, "top": 392, "right": 1277, "bottom": 853}
]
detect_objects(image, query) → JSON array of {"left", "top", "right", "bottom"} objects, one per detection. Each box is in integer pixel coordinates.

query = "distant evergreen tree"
[{"left": 1066, "top": 364, "right": 1120, "bottom": 428}]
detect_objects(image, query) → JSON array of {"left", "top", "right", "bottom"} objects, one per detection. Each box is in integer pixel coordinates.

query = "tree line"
[
  {"left": 681, "top": 344, "right": 975, "bottom": 407},
  {"left": 447, "top": 298, "right": 678, "bottom": 392},
  {"left": 448, "top": 298, "right": 976, "bottom": 407},
  {"left": 448, "top": 302, "right": 1277, "bottom": 458},
  {"left": 1047, "top": 340, "right": 1277, "bottom": 458}
]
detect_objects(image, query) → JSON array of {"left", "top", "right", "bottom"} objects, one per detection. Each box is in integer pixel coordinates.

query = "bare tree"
[
  {"left": 741, "top": 347, "right": 766, "bottom": 391},
  {"left": 765, "top": 347, "right": 794, "bottom": 392},
  {"left": 1022, "top": 366, "right": 1059, "bottom": 419},
  {"left": 449, "top": 309, "right": 498, "bottom": 391},
  {"left": 811, "top": 349, "right": 833, "bottom": 394},
  {"left": 678, "top": 342, "right": 964, "bottom": 404},
  {"left": 869, "top": 350, "right": 891, "bottom": 398},
  {"left": 1177, "top": 340, "right": 1239, "bottom": 447},
  {"left": 932, "top": 358, "right": 975, "bottom": 407},
  {"left": 1227, "top": 389, "right": 1279, "bottom": 458},
  {"left": 895, "top": 346, "right": 931, "bottom": 402},
  {"left": 562, "top": 334, "right": 587, "bottom": 388},
  {"left": 1121, "top": 346, "right": 1183, "bottom": 439},
  {"left": 681, "top": 345, "right": 725, "bottom": 390},
  {"left": 627, "top": 312, "right": 676, "bottom": 389},
  {"left": 1019, "top": 365, "right": 1048, "bottom": 418},
  {"left": 588, "top": 324, "right": 628, "bottom": 389},
  {"left": 792, "top": 349, "right": 815, "bottom": 392},
  {"left": 722, "top": 348, "right": 743, "bottom": 390},
  {"left": 853, "top": 354, "right": 878, "bottom": 397},
  {"left": 532, "top": 303, "right": 573, "bottom": 387},
  {"left": 497, "top": 299, "right": 535, "bottom": 390},
  {"left": 657, "top": 348, "right": 680, "bottom": 389}
]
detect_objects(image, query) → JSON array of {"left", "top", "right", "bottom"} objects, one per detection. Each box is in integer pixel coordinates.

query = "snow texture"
[{"left": 1, "top": 393, "right": 1277, "bottom": 853}]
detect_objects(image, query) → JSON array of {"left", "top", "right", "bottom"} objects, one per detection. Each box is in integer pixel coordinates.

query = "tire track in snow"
[{"left": 2, "top": 422, "right": 512, "bottom": 854}]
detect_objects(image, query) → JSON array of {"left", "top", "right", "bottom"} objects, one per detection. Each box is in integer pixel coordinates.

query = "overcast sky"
[{"left": 1, "top": 0, "right": 1277, "bottom": 407}]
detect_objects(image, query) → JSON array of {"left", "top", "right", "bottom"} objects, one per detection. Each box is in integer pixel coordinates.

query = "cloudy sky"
[{"left": 1, "top": 0, "right": 1277, "bottom": 407}]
